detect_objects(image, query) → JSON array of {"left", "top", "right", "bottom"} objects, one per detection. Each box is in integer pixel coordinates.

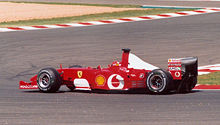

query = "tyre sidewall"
[
  {"left": 37, "top": 68, "right": 61, "bottom": 92},
  {"left": 146, "top": 69, "right": 171, "bottom": 93}
]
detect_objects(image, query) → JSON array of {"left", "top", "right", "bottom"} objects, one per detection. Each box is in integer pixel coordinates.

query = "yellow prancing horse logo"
[{"left": 77, "top": 71, "right": 83, "bottom": 78}]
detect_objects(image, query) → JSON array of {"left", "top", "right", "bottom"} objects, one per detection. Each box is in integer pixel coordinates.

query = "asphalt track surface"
[
  {"left": 1, "top": 0, "right": 220, "bottom": 7},
  {"left": 0, "top": 11, "right": 220, "bottom": 125}
]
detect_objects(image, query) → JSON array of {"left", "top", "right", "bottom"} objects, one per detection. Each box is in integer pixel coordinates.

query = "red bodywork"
[{"left": 19, "top": 49, "right": 182, "bottom": 91}]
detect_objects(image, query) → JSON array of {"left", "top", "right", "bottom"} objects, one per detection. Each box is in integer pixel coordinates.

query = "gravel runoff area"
[{"left": 0, "top": 2, "right": 144, "bottom": 23}]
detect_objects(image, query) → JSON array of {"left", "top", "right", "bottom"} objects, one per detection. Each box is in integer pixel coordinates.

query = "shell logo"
[
  {"left": 107, "top": 74, "right": 124, "bottom": 90},
  {"left": 95, "top": 75, "right": 106, "bottom": 86},
  {"left": 168, "top": 59, "right": 171, "bottom": 62}
]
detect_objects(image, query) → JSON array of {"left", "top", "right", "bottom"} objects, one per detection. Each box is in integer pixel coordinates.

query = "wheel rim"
[
  {"left": 149, "top": 75, "right": 164, "bottom": 91},
  {"left": 38, "top": 73, "right": 50, "bottom": 88}
]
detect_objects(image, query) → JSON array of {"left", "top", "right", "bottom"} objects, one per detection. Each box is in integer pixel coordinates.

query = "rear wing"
[{"left": 168, "top": 57, "right": 198, "bottom": 80}]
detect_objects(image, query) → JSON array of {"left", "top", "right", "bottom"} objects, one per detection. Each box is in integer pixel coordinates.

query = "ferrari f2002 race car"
[{"left": 19, "top": 49, "right": 198, "bottom": 94}]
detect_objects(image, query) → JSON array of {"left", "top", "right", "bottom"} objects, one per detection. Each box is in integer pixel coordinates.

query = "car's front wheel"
[{"left": 37, "top": 68, "right": 61, "bottom": 92}]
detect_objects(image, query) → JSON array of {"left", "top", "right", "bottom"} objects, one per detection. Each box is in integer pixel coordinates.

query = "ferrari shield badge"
[{"left": 77, "top": 71, "right": 83, "bottom": 78}]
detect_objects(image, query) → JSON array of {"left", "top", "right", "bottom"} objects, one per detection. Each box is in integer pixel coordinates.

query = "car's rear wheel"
[
  {"left": 146, "top": 69, "right": 173, "bottom": 94},
  {"left": 37, "top": 68, "right": 61, "bottom": 93}
]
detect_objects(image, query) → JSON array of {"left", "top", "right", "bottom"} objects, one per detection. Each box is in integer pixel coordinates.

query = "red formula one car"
[{"left": 19, "top": 49, "right": 198, "bottom": 94}]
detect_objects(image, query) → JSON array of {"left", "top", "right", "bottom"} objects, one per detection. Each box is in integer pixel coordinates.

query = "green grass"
[
  {"left": 0, "top": 1, "right": 140, "bottom": 8},
  {"left": 0, "top": 8, "right": 194, "bottom": 27},
  {"left": 198, "top": 72, "right": 220, "bottom": 85}
]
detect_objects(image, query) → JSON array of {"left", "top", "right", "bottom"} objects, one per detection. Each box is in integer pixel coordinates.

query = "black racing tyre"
[
  {"left": 37, "top": 68, "right": 61, "bottom": 93},
  {"left": 146, "top": 69, "right": 173, "bottom": 94}
]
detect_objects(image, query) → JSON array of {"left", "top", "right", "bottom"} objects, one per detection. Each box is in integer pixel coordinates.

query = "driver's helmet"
[{"left": 112, "top": 61, "right": 121, "bottom": 66}]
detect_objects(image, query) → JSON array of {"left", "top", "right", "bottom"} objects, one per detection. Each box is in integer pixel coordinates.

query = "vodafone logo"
[
  {"left": 107, "top": 74, "right": 124, "bottom": 90},
  {"left": 175, "top": 71, "right": 181, "bottom": 77}
]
